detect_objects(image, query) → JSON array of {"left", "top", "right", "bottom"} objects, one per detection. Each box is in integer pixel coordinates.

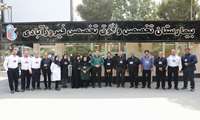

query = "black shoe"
[
  {"left": 148, "top": 86, "right": 151, "bottom": 89},
  {"left": 31, "top": 88, "right": 35, "bottom": 91},
  {"left": 55, "top": 88, "right": 61, "bottom": 91},
  {"left": 21, "top": 89, "right": 25, "bottom": 92},
  {"left": 162, "top": 87, "right": 165, "bottom": 90},
  {"left": 48, "top": 87, "right": 52, "bottom": 90},
  {"left": 168, "top": 87, "right": 171, "bottom": 89},
  {"left": 117, "top": 85, "right": 120, "bottom": 88},
  {"left": 15, "top": 90, "right": 20, "bottom": 92},
  {"left": 37, "top": 87, "right": 41, "bottom": 90},
  {"left": 62, "top": 85, "right": 68, "bottom": 88},
  {"left": 130, "top": 85, "right": 134, "bottom": 88},
  {"left": 26, "top": 88, "right": 30, "bottom": 91},
  {"left": 44, "top": 87, "right": 48, "bottom": 90},
  {"left": 190, "top": 88, "right": 195, "bottom": 92},
  {"left": 135, "top": 86, "right": 138, "bottom": 88},
  {"left": 155, "top": 87, "right": 159, "bottom": 89},
  {"left": 175, "top": 87, "right": 179, "bottom": 90},
  {"left": 142, "top": 86, "right": 145, "bottom": 88},
  {"left": 10, "top": 90, "right": 15, "bottom": 94},
  {"left": 181, "top": 87, "right": 187, "bottom": 90}
]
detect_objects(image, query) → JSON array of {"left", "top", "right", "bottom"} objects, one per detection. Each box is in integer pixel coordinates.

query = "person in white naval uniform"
[
  {"left": 20, "top": 50, "right": 32, "bottom": 92},
  {"left": 3, "top": 48, "right": 20, "bottom": 94},
  {"left": 167, "top": 49, "right": 182, "bottom": 90},
  {"left": 31, "top": 52, "right": 42, "bottom": 90}
]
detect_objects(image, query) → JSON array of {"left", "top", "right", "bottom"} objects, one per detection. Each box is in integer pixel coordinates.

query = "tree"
[
  {"left": 157, "top": 0, "right": 200, "bottom": 20},
  {"left": 77, "top": 0, "right": 158, "bottom": 21},
  {"left": 77, "top": 0, "right": 113, "bottom": 21},
  {"left": 112, "top": 0, "right": 158, "bottom": 21}
]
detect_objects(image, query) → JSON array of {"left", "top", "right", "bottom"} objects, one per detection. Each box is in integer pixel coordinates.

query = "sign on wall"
[{"left": 3, "top": 21, "right": 200, "bottom": 43}]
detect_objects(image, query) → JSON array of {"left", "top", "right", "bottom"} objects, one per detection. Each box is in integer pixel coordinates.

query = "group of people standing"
[{"left": 3, "top": 47, "right": 198, "bottom": 94}]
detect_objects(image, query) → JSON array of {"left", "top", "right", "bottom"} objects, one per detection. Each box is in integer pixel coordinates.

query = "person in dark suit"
[
  {"left": 181, "top": 48, "right": 198, "bottom": 92},
  {"left": 115, "top": 51, "right": 127, "bottom": 88},
  {"left": 127, "top": 53, "right": 140, "bottom": 88},
  {"left": 41, "top": 53, "right": 52, "bottom": 90},
  {"left": 104, "top": 52, "right": 114, "bottom": 87},
  {"left": 154, "top": 51, "right": 167, "bottom": 89}
]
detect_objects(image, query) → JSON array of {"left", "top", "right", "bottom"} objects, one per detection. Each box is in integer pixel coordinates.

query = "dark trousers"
[
  {"left": 62, "top": 74, "right": 68, "bottom": 87},
  {"left": 42, "top": 70, "right": 51, "bottom": 89},
  {"left": 32, "top": 69, "right": 41, "bottom": 89},
  {"left": 21, "top": 70, "right": 31, "bottom": 90},
  {"left": 128, "top": 69, "right": 138, "bottom": 87},
  {"left": 61, "top": 69, "right": 68, "bottom": 87},
  {"left": 7, "top": 68, "right": 19, "bottom": 91},
  {"left": 81, "top": 80, "right": 89, "bottom": 88},
  {"left": 55, "top": 81, "right": 60, "bottom": 89},
  {"left": 142, "top": 70, "right": 151, "bottom": 88},
  {"left": 183, "top": 70, "right": 195, "bottom": 89},
  {"left": 91, "top": 67, "right": 101, "bottom": 87},
  {"left": 168, "top": 67, "right": 179, "bottom": 89},
  {"left": 105, "top": 69, "right": 112, "bottom": 86},
  {"left": 72, "top": 70, "right": 80, "bottom": 88},
  {"left": 156, "top": 70, "right": 166, "bottom": 89},
  {"left": 116, "top": 67, "right": 125, "bottom": 87}
]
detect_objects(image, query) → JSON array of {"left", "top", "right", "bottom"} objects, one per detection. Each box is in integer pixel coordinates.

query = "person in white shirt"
[
  {"left": 31, "top": 52, "right": 42, "bottom": 90},
  {"left": 50, "top": 56, "right": 61, "bottom": 90},
  {"left": 3, "top": 48, "right": 20, "bottom": 94},
  {"left": 167, "top": 49, "right": 182, "bottom": 90},
  {"left": 20, "top": 50, "right": 32, "bottom": 92}
]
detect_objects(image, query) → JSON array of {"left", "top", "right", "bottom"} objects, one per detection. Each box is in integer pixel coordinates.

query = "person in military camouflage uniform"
[{"left": 91, "top": 51, "right": 104, "bottom": 88}]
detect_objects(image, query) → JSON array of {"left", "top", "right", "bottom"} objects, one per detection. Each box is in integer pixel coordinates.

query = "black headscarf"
[{"left": 54, "top": 56, "right": 61, "bottom": 66}]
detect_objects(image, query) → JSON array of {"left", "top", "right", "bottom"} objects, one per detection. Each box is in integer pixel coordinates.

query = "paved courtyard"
[{"left": 0, "top": 78, "right": 200, "bottom": 120}]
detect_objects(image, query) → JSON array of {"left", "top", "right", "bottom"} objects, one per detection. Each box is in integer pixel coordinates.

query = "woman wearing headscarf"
[
  {"left": 72, "top": 55, "right": 81, "bottom": 88},
  {"left": 50, "top": 56, "right": 61, "bottom": 90}
]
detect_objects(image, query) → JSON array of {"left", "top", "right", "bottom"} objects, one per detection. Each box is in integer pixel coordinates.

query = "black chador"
[{"left": 72, "top": 57, "right": 81, "bottom": 88}]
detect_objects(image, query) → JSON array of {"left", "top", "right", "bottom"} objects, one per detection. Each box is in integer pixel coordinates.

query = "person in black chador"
[
  {"left": 72, "top": 55, "right": 81, "bottom": 88},
  {"left": 61, "top": 54, "right": 69, "bottom": 88}
]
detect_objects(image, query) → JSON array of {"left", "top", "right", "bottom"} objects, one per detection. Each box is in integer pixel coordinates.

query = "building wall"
[{"left": 33, "top": 43, "right": 200, "bottom": 74}]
